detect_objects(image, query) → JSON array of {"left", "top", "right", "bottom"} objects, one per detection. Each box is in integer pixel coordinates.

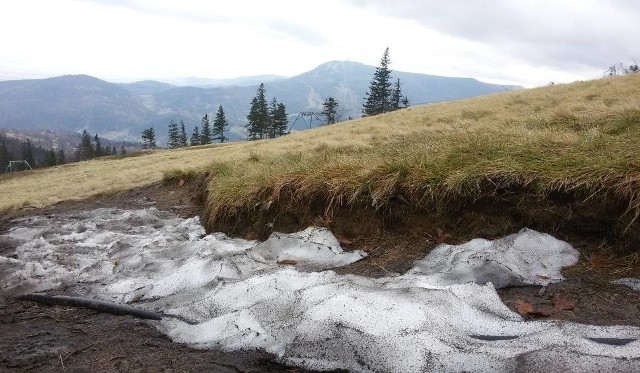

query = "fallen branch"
[{"left": 17, "top": 293, "right": 162, "bottom": 321}]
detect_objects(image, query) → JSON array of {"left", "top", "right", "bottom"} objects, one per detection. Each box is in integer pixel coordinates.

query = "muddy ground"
[{"left": 1, "top": 181, "right": 639, "bottom": 372}]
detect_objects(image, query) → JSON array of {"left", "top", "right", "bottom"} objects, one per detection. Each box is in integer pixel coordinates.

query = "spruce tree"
[
  {"left": 390, "top": 78, "right": 409, "bottom": 110},
  {"left": 167, "top": 119, "right": 181, "bottom": 148},
  {"left": 190, "top": 126, "right": 200, "bottom": 146},
  {"left": 267, "top": 98, "right": 279, "bottom": 139},
  {"left": 22, "top": 139, "right": 35, "bottom": 167},
  {"left": 0, "top": 138, "right": 9, "bottom": 172},
  {"left": 141, "top": 127, "right": 156, "bottom": 149},
  {"left": 56, "top": 148, "right": 66, "bottom": 165},
  {"left": 246, "top": 83, "right": 269, "bottom": 140},
  {"left": 322, "top": 97, "right": 339, "bottom": 124},
  {"left": 45, "top": 149, "right": 57, "bottom": 167},
  {"left": 93, "top": 133, "right": 103, "bottom": 157},
  {"left": 212, "top": 105, "right": 229, "bottom": 143},
  {"left": 363, "top": 47, "right": 395, "bottom": 117},
  {"left": 179, "top": 120, "right": 188, "bottom": 147},
  {"left": 272, "top": 102, "right": 288, "bottom": 137},
  {"left": 200, "top": 114, "right": 212, "bottom": 145},
  {"left": 75, "top": 130, "right": 95, "bottom": 161},
  {"left": 120, "top": 145, "right": 127, "bottom": 155}
]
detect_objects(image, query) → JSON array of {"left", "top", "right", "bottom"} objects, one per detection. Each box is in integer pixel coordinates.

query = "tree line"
[
  {"left": 0, "top": 135, "right": 63, "bottom": 173},
  {"left": 139, "top": 47, "right": 408, "bottom": 146},
  {"left": 1, "top": 130, "right": 130, "bottom": 173}
]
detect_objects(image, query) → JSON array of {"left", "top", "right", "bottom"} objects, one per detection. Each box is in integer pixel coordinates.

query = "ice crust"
[{"left": 1, "top": 208, "right": 639, "bottom": 372}]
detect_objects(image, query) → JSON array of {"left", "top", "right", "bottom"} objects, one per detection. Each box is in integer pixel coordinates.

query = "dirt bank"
[{"left": 1, "top": 180, "right": 639, "bottom": 372}]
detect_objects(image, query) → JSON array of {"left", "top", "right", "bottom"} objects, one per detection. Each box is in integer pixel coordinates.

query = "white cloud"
[{"left": 0, "top": 0, "right": 638, "bottom": 86}]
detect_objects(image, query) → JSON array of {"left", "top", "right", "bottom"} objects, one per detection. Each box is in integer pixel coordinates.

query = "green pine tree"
[
  {"left": 179, "top": 120, "right": 188, "bottom": 147},
  {"left": 362, "top": 47, "right": 393, "bottom": 117},
  {"left": 120, "top": 145, "right": 127, "bottom": 155},
  {"left": 22, "top": 139, "right": 35, "bottom": 167},
  {"left": 75, "top": 130, "right": 94, "bottom": 161},
  {"left": 94, "top": 133, "right": 103, "bottom": 157},
  {"left": 141, "top": 127, "right": 156, "bottom": 149},
  {"left": 190, "top": 126, "right": 200, "bottom": 146},
  {"left": 322, "top": 97, "right": 339, "bottom": 124},
  {"left": 212, "top": 105, "right": 229, "bottom": 143},
  {"left": 45, "top": 149, "right": 57, "bottom": 167},
  {"left": 200, "top": 114, "right": 212, "bottom": 145},
  {"left": 0, "top": 136, "right": 9, "bottom": 172},
  {"left": 246, "top": 83, "right": 269, "bottom": 140},
  {"left": 167, "top": 119, "right": 181, "bottom": 148},
  {"left": 272, "top": 102, "right": 288, "bottom": 137},
  {"left": 56, "top": 148, "right": 66, "bottom": 165}
]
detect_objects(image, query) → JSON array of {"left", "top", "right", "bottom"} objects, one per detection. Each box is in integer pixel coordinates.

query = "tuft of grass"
[{"left": 2, "top": 73, "right": 640, "bottom": 234}]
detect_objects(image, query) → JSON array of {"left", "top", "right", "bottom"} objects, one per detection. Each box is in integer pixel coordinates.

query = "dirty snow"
[
  {"left": 409, "top": 228, "right": 580, "bottom": 288},
  {"left": 613, "top": 278, "right": 640, "bottom": 293},
  {"left": 1, "top": 208, "right": 639, "bottom": 372}
]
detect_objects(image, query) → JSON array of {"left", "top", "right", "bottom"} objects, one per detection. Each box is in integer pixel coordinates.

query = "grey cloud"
[{"left": 352, "top": 0, "right": 640, "bottom": 73}]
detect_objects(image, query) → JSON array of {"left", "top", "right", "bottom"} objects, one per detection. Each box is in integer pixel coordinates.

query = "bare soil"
[{"left": 1, "top": 180, "right": 639, "bottom": 372}]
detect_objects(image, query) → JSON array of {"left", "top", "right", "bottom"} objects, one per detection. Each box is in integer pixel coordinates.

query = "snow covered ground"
[{"left": 1, "top": 208, "right": 639, "bottom": 372}]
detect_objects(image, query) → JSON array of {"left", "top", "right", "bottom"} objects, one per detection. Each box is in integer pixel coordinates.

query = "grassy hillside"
[{"left": 1, "top": 74, "right": 639, "bottom": 238}]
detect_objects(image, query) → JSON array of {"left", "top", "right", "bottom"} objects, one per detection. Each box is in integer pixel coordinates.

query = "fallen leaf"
[
  {"left": 552, "top": 294, "right": 576, "bottom": 311},
  {"left": 589, "top": 253, "right": 609, "bottom": 268},
  {"left": 244, "top": 233, "right": 259, "bottom": 241},
  {"left": 178, "top": 179, "right": 185, "bottom": 187},
  {"left": 514, "top": 300, "right": 534, "bottom": 316},
  {"left": 277, "top": 259, "right": 297, "bottom": 265},
  {"left": 529, "top": 306, "right": 555, "bottom": 317},
  {"left": 337, "top": 236, "right": 353, "bottom": 246},
  {"left": 361, "top": 245, "right": 376, "bottom": 253}
]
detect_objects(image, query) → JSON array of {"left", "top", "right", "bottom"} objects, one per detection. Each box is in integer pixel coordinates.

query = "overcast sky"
[{"left": 1, "top": 0, "right": 638, "bottom": 87}]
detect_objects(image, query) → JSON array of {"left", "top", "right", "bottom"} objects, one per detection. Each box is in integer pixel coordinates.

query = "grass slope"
[{"left": 1, "top": 74, "right": 639, "bottom": 234}]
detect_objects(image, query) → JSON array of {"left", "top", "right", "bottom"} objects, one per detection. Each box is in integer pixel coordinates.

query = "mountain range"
[{"left": 0, "top": 61, "right": 521, "bottom": 144}]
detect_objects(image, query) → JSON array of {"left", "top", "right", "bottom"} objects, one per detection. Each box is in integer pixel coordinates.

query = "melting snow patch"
[
  {"left": 1, "top": 208, "right": 639, "bottom": 372},
  {"left": 409, "top": 228, "right": 580, "bottom": 288},
  {"left": 612, "top": 278, "right": 640, "bottom": 292}
]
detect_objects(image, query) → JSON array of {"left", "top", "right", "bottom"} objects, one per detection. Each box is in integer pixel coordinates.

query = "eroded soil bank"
[{"left": 1, "top": 180, "right": 639, "bottom": 372}]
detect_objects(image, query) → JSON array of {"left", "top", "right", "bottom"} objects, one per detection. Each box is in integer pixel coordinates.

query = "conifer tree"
[
  {"left": 362, "top": 47, "right": 407, "bottom": 116},
  {"left": 212, "top": 105, "right": 229, "bottom": 143},
  {"left": 272, "top": 102, "right": 288, "bottom": 137},
  {"left": 56, "top": 148, "right": 66, "bottom": 165},
  {"left": 120, "top": 145, "right": 127, "bottom": 155},
  {"left": 167, "top": 119, "right": 181, "bottom": 148},
  {"left": 0, "top": 137, "right": 9, "bottom": 172},
  {"left": 190, "top": 126, "right": 200, "bottom": 146},
  {"left": 22, "top": 139, "right": 35, "bottom": 167},
  {"left": 267, "top": 98, "right": 279, "bottom": 139},
  {"left": 93, "top": 133, "right": 103, "bottom": 157},
  {"left": 390, "top": 78, "right": 409, "bottom": 110},
  {"left": 246, "top": 83, "right": 269, "bottom": 140},
  {"left": 322, "top": 97, "right": 339, "bottom": 124},
  {"left": 141, "top": 127, "right": 156, "bottom": 149},
  {"left": 75, "top": 130, "right": 95, "bottom": 161},
  {"left": 179, "top": 120, "right": 188, "bottom": 147},
  {"left": 45, "top": 149, "right": 57, "bottom": 167},
  {"left": 200, "top": 114, "right": 212, "bottom": 145}
]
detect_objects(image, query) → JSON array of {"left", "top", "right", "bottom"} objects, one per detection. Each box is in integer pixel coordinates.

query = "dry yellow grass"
[{"left": 1, "top": 74, "right": 639, "bottom": 228}]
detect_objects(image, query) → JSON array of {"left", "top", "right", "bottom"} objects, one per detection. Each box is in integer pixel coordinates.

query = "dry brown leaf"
[
  {"left": 178, "top": 179, "right": 185, "bottom": 187},
  {"left": 529, "top": 306, "right": 555, "bottom": 317},
  {"left": 589, "top": 253, "right": 609, "bottom": 268},
  {"left": 337, "top": 236, "right": 354, "bottom": 246},
  {"left": 361, "top": 245, "right": 376, "bottom": 253},
  {"left": 552, "top": 294, "right": 576, "bottom": 311},
  {"left": 514, "top": 300, "right": 534, "bottom": 316}
]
